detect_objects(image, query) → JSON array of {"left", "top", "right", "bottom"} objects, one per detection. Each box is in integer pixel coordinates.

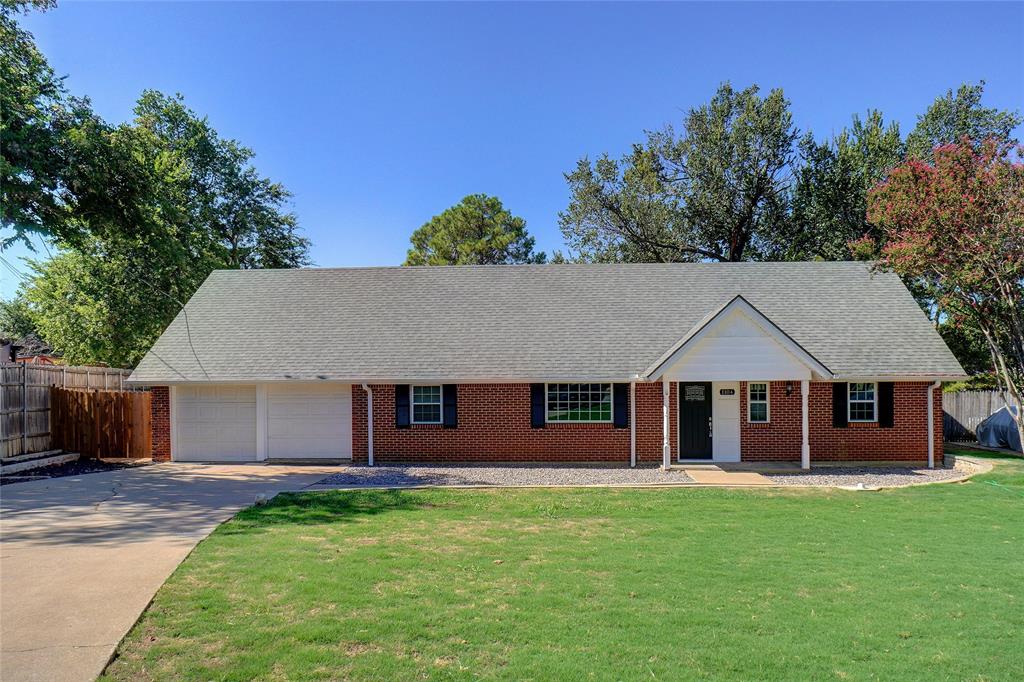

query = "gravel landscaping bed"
[
  {"left": 316, "top": 465, "right": 694, "bottom": 488},
  {"left": 765, "top": 466, "right": 968, "bottom": 488},
  {"left": 315, "top": 462, "right": 978, "bottom": 489}
]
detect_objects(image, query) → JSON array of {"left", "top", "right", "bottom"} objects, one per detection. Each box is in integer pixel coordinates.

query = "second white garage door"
[{"left": 267, "top": 384, "right": 352, "bottom": 460}]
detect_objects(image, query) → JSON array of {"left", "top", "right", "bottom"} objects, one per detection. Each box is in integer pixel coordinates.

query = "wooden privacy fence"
[
  {"left": 50, "top": 387, "right": 152, "bottom": 459},
  {"left": 1, "top": 363, "right": 140, "bottom": 458},
  {"left": 943, "top": 390, "right": 1020, "bottom": 442}
]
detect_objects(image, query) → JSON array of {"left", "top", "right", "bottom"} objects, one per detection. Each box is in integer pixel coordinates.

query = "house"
[
  {"left": 2, "top": 334, "right": 61, "bottom": 364},
  {"left": 128, "top": 262, "right": 965, "bottom": 469}
]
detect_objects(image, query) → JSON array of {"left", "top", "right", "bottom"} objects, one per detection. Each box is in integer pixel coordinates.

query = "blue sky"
[{"left": 2, "top": 1, "right": 1022, "bottom": 298}]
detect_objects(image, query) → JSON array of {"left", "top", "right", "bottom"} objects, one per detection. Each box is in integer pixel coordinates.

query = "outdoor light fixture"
[{"left": 785, "top": 381, "right": 794, "bottom": 396}]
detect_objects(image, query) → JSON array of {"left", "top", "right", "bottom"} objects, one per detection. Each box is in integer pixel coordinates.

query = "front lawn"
[{"left": 104, "top": 455, "right": 1023, "bottom": 680}]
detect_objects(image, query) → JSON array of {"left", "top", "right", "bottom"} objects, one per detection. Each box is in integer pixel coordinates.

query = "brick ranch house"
[{"left": 128, "top": 262, "right": 965, "bottom": 469}]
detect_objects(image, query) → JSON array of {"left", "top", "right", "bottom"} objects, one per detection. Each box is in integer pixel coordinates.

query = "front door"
[{"left": 679, "top": 382, "right": 712, "bottom": 460}]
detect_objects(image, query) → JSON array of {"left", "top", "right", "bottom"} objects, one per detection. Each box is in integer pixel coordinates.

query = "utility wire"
[
  {"left": 0, "top": 254, "right": 32, "bottom": 282},
  {"left": 129, "top": 272, "right": 211, "bottom": 380}
]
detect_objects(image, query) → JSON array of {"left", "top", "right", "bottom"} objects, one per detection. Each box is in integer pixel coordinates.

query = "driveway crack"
[{"left": 93, "top": 481, "right": 123, "bottom": 511}]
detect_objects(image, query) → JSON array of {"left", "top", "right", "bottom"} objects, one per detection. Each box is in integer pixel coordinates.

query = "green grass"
[{"left": 104, "top": 456, "right": 1024, "bottom": 681}]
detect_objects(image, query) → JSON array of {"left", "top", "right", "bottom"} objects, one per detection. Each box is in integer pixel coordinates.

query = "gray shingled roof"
[{"left": 128, "top": 262, "right": 965, "bottom": 384}]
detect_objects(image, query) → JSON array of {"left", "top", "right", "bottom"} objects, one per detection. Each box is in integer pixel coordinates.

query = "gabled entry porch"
[
  {"left": 642, "top": 296, "right": 834, "bottom": 470},
  {"left": 668, "top": 379, "right": 810, "bottom": 466}
]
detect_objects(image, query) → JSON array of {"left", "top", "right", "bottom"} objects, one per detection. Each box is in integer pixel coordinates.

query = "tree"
[
  {"left": 865, "top": 139, "right": 1024, "bottom": 449},
  {"left": 906, "top": 82, "right": 1022, "bottom": 161},
  {"left": 789, "top": 110, "right": 904, "bottom": 260},
  {"left": 0, "top": 0, "right": 68, "bottom": 248},
  {"left": 559, "top": 146, "right": 685, "bottom": 263},
  {"left": 0, "top": 294, "right": 37, "bottom": 340},
  {"left": 21, "top": 246, "right": 183, "bottom": 367},
  {"left": 559, "top": 83, "right": 797, "bottom": 263},
  {"left": 405, "top": 194, "right": 545, "bottom": 265},
  {"left": 18, "top": 91, "right": 311, "bottom": 366}
]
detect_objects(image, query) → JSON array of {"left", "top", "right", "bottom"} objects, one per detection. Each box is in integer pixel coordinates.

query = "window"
[
  {"left": 748, "top": 382, "right": 769, "bottom": 423},
  {"left": 411, "top": 385, "right": 442, "bottom": 424},
  {"left": 546, "top": 383, "right": 612, "bottom": 423},
  {"left": 848, "top": 382, "right": 877, "bottom": 422}
]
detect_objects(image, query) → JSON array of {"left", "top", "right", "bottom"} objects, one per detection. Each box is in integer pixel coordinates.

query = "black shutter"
[
  {"left": 612, "top": 383, "right": 628, "bottom": 428},
  {"left": 832, "top": 382, "right": 848, "bottom": 428},
  {"left": 395, "top": 385, "right": 410, "bottom": 428},
  {"left": 442, "top": 384, "right": 458, "bottom": 428},
  {"left": 530, "top": 383, "right": 545, "bottom": 428},
  {"left": 879, "top": 382, "right": 895, "bottom": 428}
]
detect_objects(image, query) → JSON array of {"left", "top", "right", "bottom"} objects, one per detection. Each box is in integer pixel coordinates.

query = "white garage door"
[
  {"left": 267, "top": 384, "right": 352, "bottom": 460},
  {"left": 175, "top": 385, "right": 257, "bottom": 462}
]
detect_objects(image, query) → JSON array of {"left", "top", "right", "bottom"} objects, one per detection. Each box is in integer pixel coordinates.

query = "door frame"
[{"left": 677, "top": 381, "right": 713, "bottom": 461}]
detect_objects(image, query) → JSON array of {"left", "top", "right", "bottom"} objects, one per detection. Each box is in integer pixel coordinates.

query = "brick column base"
[{"left": 151, "top": 386, "right": 171, "bottom": 461}]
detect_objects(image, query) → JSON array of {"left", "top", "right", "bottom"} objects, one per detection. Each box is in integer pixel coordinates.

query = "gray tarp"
[{"left": 976, "top": 405, "right": 1022, "bottom": 452}]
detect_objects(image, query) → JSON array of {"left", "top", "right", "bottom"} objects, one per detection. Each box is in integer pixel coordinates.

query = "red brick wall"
[
  {"left": 636, "top": 382, "right": 677, "bottom": 464},
  {"left": 739, "top": 381, "right": 941, "bottom": 464},
  {"left": 740, "top": 381, "right": 803, "bottom": 461},
  {"left": 353, "top": 383, "right": 674, "bottom": 465},
  {"left": 151, "top": 386, "right": 171, "bottom": 462},
  {"left": 154, "top": 380, "right": 942, "bottom": 466}
]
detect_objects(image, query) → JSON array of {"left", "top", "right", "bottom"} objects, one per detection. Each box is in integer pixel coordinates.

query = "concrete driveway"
[{"left": 0, "top": 463, "right": 339, "bottom": 682}]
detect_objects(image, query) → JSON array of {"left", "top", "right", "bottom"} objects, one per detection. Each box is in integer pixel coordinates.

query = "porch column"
[
  {"left": 629, "top": 381, "right": 637, "bottom": 468},
  {"left": 662, "top": 381, "right": 671, "bottom": 470},
  {"left": 801, "top": 379, "right": 810, "bottom": 470}
]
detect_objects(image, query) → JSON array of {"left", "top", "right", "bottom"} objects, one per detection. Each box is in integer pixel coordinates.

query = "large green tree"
[
  {"left": 789, "top": 110, "right": 904, "bottom": 260},
  {"left": 16, "top": 91, "right": 310, "bottom": 367},
  {"left": 560, "top": 83, "right": 797, "bottom": 263},
  {"left": 0, "top": 0, "right": 68, "bottom": 247},
  {"left": 906, "top": 82, "right": 1022, "bottom": 161},
  {"left": 405, "top": 194, "right": 545, "bottom": 265}
]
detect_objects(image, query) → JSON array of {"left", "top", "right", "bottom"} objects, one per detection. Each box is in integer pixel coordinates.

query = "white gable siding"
[{"left": 660, "top": 309, "right": 812, "bottom": 381}]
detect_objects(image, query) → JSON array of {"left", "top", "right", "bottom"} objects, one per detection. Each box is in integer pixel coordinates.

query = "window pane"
[
  {"left": 546, "top": 383, "right": 612, "bottom": 422},
  {"left": 849, "top": 402, "right": 875, "bottom": 421},
  {"left": 749, "top": 383, "right": 767, "bottom": 402},
  {"left": 849, "top": 383, "right": 875, "bottom": 401},
  {"left": 413, "top": 403, "right": 441, "bottom": 423},
  {"left": 413, "top": 385, "right": 441, "bottom": 403},
  {"left": 750, "top": 402, "right": 768, "bottom": 422}
]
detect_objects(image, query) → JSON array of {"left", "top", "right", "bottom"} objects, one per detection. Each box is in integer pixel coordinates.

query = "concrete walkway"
[
  {"left": 683, "top": 468, "right": 774, "bottom": 486},
  {"left": 0, "top": 463, "right": 338, "bottom": 682}
]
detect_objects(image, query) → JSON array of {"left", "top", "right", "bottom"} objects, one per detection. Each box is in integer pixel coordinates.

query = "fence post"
[{"left": 21, "top": 363, "right": 27, "bottom": 457}]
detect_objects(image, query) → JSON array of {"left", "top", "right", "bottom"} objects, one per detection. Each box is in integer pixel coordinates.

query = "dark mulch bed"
[{"left": 0, "top": 458, "right": 151, "bottom": 486}]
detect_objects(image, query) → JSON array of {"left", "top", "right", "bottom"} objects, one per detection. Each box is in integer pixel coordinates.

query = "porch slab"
[
  {"left": 671, "top": 462, "right": 803, "bottom": 474},
  {"left": 683, "top": 468, "right": 774, "bottom": 486}
]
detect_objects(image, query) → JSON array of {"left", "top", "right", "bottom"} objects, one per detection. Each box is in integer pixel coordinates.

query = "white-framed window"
[
  {"left": 748, "top": 382, "right": 769, "bottom": 423},
  {"left": 411, "top": 385, "right": 442, "bottom": 424},
  {"left": 546, "top": 383, "right": 612, "bottom": 423},
  {"left": 848, "top": 382, "right": 877, "bottom": 422}
]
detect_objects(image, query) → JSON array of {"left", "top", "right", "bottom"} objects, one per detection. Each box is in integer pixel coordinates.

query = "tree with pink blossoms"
[{"left": 865, "top": 139, "right": 1024, "bottom": 448}]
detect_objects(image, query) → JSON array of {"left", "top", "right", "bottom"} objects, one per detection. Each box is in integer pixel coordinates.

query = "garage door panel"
[
  {"left": 267, "top": 384, "right": 351, "bottom": 459},
  {"left": 177, "top": 385, "right": 253, "bottom": 402},
  {"left": 175, "top": 385, "right": 257, "bottom": 462}
]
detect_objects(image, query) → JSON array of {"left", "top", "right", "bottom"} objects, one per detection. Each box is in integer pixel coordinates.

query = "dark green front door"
[{"left": 679, "top": 382, "right": 712, "bottom": 460}]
